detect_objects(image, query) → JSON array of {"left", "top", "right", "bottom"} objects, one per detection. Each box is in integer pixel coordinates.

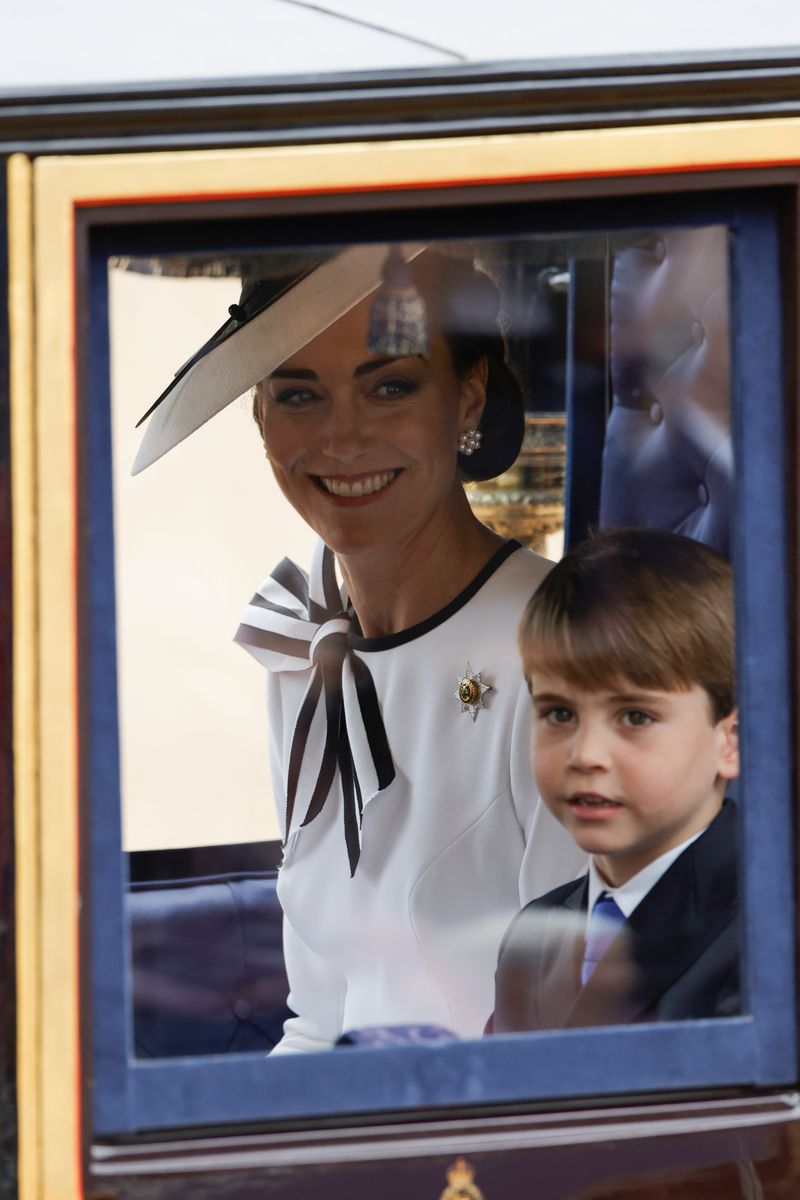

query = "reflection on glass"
[
  {"left": 111, "top": 226, "right": 737, "bottom": 1061},
  {"left": 600, "top": 225, "right": 732, "bottom": 558}
]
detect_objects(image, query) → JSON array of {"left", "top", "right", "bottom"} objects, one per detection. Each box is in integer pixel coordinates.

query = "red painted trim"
[{"left": 70, "top": 155, "right": 800, "bottom": 212}]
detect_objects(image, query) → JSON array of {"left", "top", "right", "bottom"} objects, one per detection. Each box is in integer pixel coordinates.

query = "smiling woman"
[
  {"left": 254, "top": 299, "right": 487, "bottom": 567},
  {"left": 253, "top": 262, "right": 500, "bottom": 632},
  {"left": 135, "top": 240, "right": 586, "bottom": 1053}
]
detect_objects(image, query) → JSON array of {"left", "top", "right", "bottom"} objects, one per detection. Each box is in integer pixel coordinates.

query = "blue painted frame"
[{"left": 84, "top": 192, "right": 796, "bottom": 1136}]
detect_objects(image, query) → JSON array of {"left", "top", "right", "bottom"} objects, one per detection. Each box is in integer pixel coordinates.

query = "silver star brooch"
[{"left": 453, "top": 662, "right": 492, "bottom": 722}]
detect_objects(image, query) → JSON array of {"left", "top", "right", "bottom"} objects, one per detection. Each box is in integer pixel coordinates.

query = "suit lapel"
[
  {"left": 566, "top": 801, "right": 738, "bottom": 1026},
  {"left": 536, "top": 878, "right": 589, "bottom": 1028}
]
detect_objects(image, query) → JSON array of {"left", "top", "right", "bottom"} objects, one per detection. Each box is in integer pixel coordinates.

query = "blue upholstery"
[
  {"left": 337, "top": 1025, "right": 457, "bottom": 1047},
  {"left": 600, "top": 226, "right": 732, "bottom": 556},
  {"left": 128, "top": 869, "right": 291, "bottom": 1058}
]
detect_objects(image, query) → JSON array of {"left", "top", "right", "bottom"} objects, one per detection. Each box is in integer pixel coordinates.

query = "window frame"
[{"left": 86, "top": 186, "right": 794, "bottom": 1137}]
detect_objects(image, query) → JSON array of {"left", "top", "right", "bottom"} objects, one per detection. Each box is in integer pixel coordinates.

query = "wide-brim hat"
[
  {"left": 133, "top": 243, "right": 424, "bottom": 474},
  {"left": 132, "top": 242, "right": 523, "bottom": 480}
]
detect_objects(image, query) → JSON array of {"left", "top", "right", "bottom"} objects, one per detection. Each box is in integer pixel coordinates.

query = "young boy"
[{"left": 490, "top": 527, "right": 740, "bottom": 1033}]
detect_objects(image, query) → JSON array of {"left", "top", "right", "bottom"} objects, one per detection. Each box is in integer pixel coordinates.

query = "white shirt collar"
[{"left": 586, "top": 827, "right": 706, "bottom": 929}]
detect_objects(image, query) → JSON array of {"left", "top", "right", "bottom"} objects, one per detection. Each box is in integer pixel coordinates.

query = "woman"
[{"left": 137, "top": 244, "right": 584, "bottom": 1052}]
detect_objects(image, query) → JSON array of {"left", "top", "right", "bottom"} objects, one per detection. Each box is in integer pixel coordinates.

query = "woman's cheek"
[{"left": 263, "top": 423, "right": 304, "bottom": 471}]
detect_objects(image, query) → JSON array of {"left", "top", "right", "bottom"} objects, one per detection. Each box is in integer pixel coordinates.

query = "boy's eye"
[
  {"left": 542, "top": 707, "right": 574, "bottom": 726},
  {"left": 621, "top": 709, "right": 653, "bottom": 728}
]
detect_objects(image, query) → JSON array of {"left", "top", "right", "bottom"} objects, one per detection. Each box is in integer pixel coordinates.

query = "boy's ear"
[{"left": 716, "top": 707, "right": 740, "bottom": 780}]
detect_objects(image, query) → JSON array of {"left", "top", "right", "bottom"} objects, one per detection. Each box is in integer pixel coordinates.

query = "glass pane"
[{"left": 108, "top": 226, "right": 739, "bottom": 1068}]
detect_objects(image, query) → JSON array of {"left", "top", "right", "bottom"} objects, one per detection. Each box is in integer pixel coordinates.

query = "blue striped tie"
[{"left": 581, "top": 893, "right": 626, "bottom": 985}]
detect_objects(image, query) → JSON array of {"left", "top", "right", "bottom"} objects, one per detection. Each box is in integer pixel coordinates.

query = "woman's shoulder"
[
  {"left": 404, "top": 541, "right": 551, "bottom": 646},
  {"left": 503, "top": 543, "right": 553, "bottom": 583},
  {"left": 487, "top": 542, "right": 553, "bottom": 602}
]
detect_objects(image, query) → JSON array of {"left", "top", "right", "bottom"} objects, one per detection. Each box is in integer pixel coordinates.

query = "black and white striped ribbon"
[{"left": 235, "top": 541, "right": 395, "bottom": 876}]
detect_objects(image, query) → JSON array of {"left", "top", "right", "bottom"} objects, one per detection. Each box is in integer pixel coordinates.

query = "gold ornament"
[
  {"left": 453, "top": 663, "right": 492, "bottom": 721},
  {"left": 438, "top": 1156, "right": 485, "bottom": 1200}
]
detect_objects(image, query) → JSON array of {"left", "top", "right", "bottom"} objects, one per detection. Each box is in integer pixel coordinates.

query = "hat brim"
[{"left": 132, "top": 242, "right": 424, "bottom": 475}]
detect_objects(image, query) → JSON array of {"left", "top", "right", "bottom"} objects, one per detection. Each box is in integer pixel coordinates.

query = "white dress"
[{"left": 237, "top": 540, "right": 585, "bottom": 1052}]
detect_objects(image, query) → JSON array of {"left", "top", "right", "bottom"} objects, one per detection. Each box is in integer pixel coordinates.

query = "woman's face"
[{"left": 256, "top": 296, "right": 487, "bottom": 558}]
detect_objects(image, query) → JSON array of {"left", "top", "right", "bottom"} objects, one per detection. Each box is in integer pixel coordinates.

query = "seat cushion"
[{"left": 128, "top": 870, "right": 291, "bottom": 1058}]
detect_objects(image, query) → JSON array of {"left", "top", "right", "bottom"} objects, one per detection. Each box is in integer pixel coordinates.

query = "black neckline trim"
[{"left": 347, "top": 540, "right": 522, "bottom": 653}]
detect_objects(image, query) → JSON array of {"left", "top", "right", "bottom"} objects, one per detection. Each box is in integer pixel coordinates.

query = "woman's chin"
[
  {"left": 315, "top": 526, "right": 395, "bottom": 560},
  {"left": 300, "top": 488, "right": 409, "bottom": 556}
]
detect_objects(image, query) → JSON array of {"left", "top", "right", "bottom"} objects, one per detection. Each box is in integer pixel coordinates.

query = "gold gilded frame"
[{"left": 9, "top": 115, "right": 800, "bottom": 1200}]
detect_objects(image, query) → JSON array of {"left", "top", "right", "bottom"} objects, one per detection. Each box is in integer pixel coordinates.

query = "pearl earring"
[{"left": 458, "top": 428, "right": 482, "bottom": 456}]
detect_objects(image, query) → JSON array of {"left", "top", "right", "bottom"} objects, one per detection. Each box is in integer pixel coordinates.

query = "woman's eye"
[
  {"left": 373, "top": 377, "right": 416, "bottom": 399},
  {"left": 621, "top": 709, "right": 653, "bottom": 728},
  {"left": 273, "top": 386, "right": 319, "bottom": 407}
]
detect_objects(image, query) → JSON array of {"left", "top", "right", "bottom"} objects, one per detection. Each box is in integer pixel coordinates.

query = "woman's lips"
[{"left": 313, "top": 469, "right": 400, "bottom": 501}]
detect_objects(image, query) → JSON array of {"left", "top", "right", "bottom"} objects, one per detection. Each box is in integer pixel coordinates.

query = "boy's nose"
[{"left": 569, "top": 721, "right": 611, "bottom": 771}]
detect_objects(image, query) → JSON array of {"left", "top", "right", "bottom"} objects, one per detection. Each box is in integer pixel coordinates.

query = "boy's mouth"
[{"left": 568, "top": 793, "right": 623, "bottom": 810}]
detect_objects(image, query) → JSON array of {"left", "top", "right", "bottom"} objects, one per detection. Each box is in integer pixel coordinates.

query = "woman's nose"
[
  {"left": 568, "top": 721, "right": 611, "bottom": 771},
  {"left": 321, "top": 397, "right": 370, "bottom": 462}
]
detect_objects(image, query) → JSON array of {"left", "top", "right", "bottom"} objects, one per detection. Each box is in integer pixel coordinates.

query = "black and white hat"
[{"left": 132, "top": 242, "right": 523, "bottom": 481}]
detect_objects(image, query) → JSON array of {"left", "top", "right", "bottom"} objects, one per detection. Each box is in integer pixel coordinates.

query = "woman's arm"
[
  {"left": 266, "top": 673, "right": 348, "bottom": 1052},
  {"left": 270, "top": 915, "right": 347, "bottom": 1053}
]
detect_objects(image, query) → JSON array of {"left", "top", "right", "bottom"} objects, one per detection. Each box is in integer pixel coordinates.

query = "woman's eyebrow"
[
  {"left": 269, "top": 367, "right": 317, "bottom": 380},
  {"left": 268, "top": 357, "right": 404, "bottom": 382},
  {"left": 353, "top": 356, "right": 404, "bottom": 378}
]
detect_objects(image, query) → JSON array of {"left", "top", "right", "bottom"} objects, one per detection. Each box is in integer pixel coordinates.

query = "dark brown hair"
[
  {"left": 407, "top": 250, "right": 524, "bottom": 481},
  {"left": 519, "top": 527, "right": 735, "bottom": 722}
]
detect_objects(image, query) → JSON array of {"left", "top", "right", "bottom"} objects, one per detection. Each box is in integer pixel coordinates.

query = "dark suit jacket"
[{"left": 490, "top": 800, "right": 739, "bottom": 1033}]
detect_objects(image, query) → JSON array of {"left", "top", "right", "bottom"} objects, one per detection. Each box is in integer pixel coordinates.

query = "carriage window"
[{"left": 85, "top": 199, "right": 792, "bottom": 1136}]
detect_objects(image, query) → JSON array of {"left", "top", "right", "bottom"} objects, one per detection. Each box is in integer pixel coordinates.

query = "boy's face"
[{"left": 525, "top": 666, "right": 739, "bottom": 887}]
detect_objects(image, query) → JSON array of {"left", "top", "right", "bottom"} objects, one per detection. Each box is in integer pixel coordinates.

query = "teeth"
[{"left": 320, "top": 470, "right": 397, "bottom": 498}]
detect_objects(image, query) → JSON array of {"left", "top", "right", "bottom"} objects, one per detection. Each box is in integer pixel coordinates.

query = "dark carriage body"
[{"left": 3, "top": 35, "right": 800, "bottom": 1200}]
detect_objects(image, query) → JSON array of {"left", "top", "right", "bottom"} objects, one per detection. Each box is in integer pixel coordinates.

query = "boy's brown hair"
[{"left": 519, "top": 527, "right": 735, "bottom": 722}]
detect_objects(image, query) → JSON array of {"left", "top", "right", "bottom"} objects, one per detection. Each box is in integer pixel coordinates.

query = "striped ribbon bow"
[{"left": 234, "top": 541, "right": 395, "bottom": 875}]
